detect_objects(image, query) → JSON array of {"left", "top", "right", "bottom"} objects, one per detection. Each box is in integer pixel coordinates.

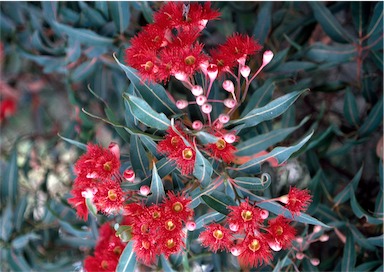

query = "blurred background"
[{"left": 0, "top": 2, "right": 382, "bottom": 271}]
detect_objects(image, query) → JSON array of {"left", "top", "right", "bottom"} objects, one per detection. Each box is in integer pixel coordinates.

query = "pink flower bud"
[
  {"left": 196, "top": 95, "right": 207, "bottom": 106},
  {"left": 176, "top": 100, "right": 188, "bottom": 109},
  {"left": 175, "top": 72, "right": 187, "bottom": 81},
  {"left": 262, "top": 50, "right": 274, "bottom": 66},
  {"left": 139, "top": 185, "right": 150, "bottom": 196},
  {"left": 237, "top": 56, "right": 246, "bottom": 66},
  {"left": 186, "top": 221, "right": 196, "bottom": 231},
  {"left": 213, "top": 122, "right": 223, "bottom": 130},
  {"left": 192, "top": 120, "right": 203, "bottom": 130},
  {"left": 123, "top": 168, "right": 135, "bottom": 182},
  {"left": 108, "top": 142, "right": 120, "bottom": 159},
  {"left": 279, "top": 195, "right": 289, "bottom": 204},
  {"left": 222, "top": 80, "right": 235, "bottom": 93},
  {"left": 240, "top": 65, "right": 251, "bottom": 78},
  {"left": 224, "top": 133, "right": 236, "bottom": 144},
  {"left": 201, "top": 103, "right": 212, "bottom": 114},
  {"left": 296, "top": 252, "right": 305, "bottom": 260},
  {"left": 191, "top": 85, "right": 203, "bottom": 96},
  {"left": 81, "top": 188, "right": 97, "bottom": 198},
  {"left": 313, "top": 225, "right": 322, "bottom": 233},
  {"left": 199, "top": 60, "right": 209, "bottom": 74},
  {"left": 218, "top": 114, "right": 230, "bottom": 124},
  {"left": 310, "top": 258, "right": 320, "bottom": 266},
  {"left": 268, "top": 241, "right": 282, "bottom": 251},
  {"left": 260, "top": 209, "right": 269, "bottom": 219},
  {"left": 229, "top": 223, "right": 239, "bottom": 232},
  {"left": 230, "top": 246, "right": 241, "bottom": 256},
  {"left": 86, "top": 172, "right": 98, "bottom": 179},
  {"left": 319, "top": 234, "right": 329, "bottom": 242},
  {"left": 198, "top": 19, "right": 208, "bottom": 30},
  {"left": 296, "top": 237, "right": 303, "bottom": 244},
  {"left": 223, "top": 98, "right": 236, "bottom": 108},
  {"left": 207, "top": 64, "right": 218, "bottom": 80}
]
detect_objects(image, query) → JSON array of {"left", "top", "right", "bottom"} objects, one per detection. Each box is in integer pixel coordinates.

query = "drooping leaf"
[
  {"left": 116, "top": 241, "right": 137, "bottom": 272},
  {"left": 358, "top": 97, "right": 383, "bottom": 137},
  {"left": 160, "top": 255, "right": 177, "bottom": 272},
  {"left": 195, "top": 211, "right": 226, "bottom": 229},
  {"left": 253, "top": 2, "right": 272, "bottom": 45},
  {"left": 367, "top": 235, "right": 384, "bottom": 247},
  {"left": 58, "top": 134, "right": 87, "bottom": 150},
  {"left": 366, "top": 2, "right": 383, "bottom": 51},
  {"left": 130, "top": 134, "right": 149, "bottom": 178},
  {"left": 341, "top": 230, "right": 356, "bottom": 272},
  {"left": 343, "top": 89, "right": 361, "bottom": 127},
  {"left": 147, "top": 163, "right": 165, "bottom": 205},
  {"left": 0, "top": 202, "right": 14, "bottom": 242},
  {"left": 109, "top": 2, "right": 131, "bottom": 34},
  {"left": 201, "top": 191, "right": 237, "bottom": 215},
  {"left": 351, "top": 2, "right": 371, "bottom": 36},
  {"left": 2, "top": 145, "right": 18, "bottom": 205},
  {"left": 333, "top": 165, "right": 363, "bottom": 207},
  {"left": 11, "top": 233, "right": 41, "bottom": 250},
  {"left": 355, "top": 261, "right": 382, "bottom": 272},
  {"left": 350, "top": 189, "right": 382, "bottom": 225},
  {"left": 241, "top": 79, "right": 275, "bottom": 118},
  {"left": 306, "top": 43, "right": 356, "bottom": 63},
  {"left": 193, "top": 147, "right": 213, "bottom": 188},
  {"left": 233, "top": 174, "right": 271, "bottom": 191}
]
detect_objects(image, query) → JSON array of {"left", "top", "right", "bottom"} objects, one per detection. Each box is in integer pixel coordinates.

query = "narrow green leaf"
[
  {"left": 85, "top": 198, "right": 98, "bottom": 218},
  {"left": 109, "top": 2, "right": 131, "bottom": 34},
  {"left": 123, "top": 93, "right": 170, "bottom": 130},
  {"left": 160, "top": 255, "right": 176, "bottom": 272},
  {"left": 342, "top": 230, "right": 356, "bottom": 272},
  {"left": 7, "top": 249, "right": 32, "bottom": 271},
  {"left": 344, "top": 89, "right": 361, "bottom": 127},
  {"left": 195, "top": 131, "right": 219, "bottom": 145},
  {"left": 130, "top": 134, "right": 149, "bottom": 178},
  {"left": 355, "top": 261, "right": 382, "bottom": 272},
  {"left": 233, "top": 174, "right": 271, "bottom": 191},
  {"left": 349, "top": 224, "right": 377, "bottom": 251},
  {"left": 234, "top": 131, "right": 313, "bottom": 174},
  {"left": 309, "top": 2, "right": 354, "bottom": 43},
  {"left": 95, "top": 2, "right": 109, "bottom": 19},
  {"left": 58, "top": 134, "right": 87, "bottom": 150},
  {"left": 155, "top": 158, "right": 176, "bottom": 178},
  {"left": 274, "top": 61, "right": 317, "bottom": 72},
  {"left": 358, "top": 97, "right": 383, "bottom": 137},
  {"left": 79, "top": 2, "right": 107, "bottom": 28},
  {"left": 193, "top": 148, "right": 213, "bottom": 188},
  {"left": 350, "top": 189, "right": 382, "bottom": 225},
  {"left": 2, "top": 146, "right": 18, "bottom": 205},
  {"left": 333, "top": 165, "right": 363, "bottom": 206},
  {"left": 11, "top": 233, "right": 41, "bottom": 250},
  {"left": 367, "top": 2, "right": 383, "bottom": 51},
  {"left": 138, "top": 134, "right": 161, "bottom": 159},
  {"left": 253, "top": 2, "right": 272, "bottom": 45},
  {"left": 114, "top": 55, "right": 178, "bottom": 115},
  {"left": 351, "top": 2, "right": 370, "bottom": 36},
  {"left": 52, "top": 22, "right": 114, "bottom": 46},
  {"left": 263, "top": 48, "right": 289, "bottom": 72},
  {"left": 367, "top": 235, "right": 384, "bottom": 247},
  {"left": 273, "top": 254, "right": 292, "bottom": 272},
  {"left": 71, "top": 59, "right": 97, "bottom": 82},
  {"left": 41, "top": 1, "right": 58, "bottom": 23},
  {"left": 138, "top": 2, "right": 154, "bottom": 23},
  {"left": 116, "top": 241, "right": 137, "bottom": 272},
  {"left": 14, "top": 196, "right": 27, "bottom": 232},
  {"left": 201, "top": 191, "right": 237, "bottom": 215},
  {"left": 241, "top": 79, "right": 275, "bottom": 118},
  {"left": 147, "top": 163, "right": 165, "bottom": 205},
  {"left": 195, "top": 212, "right": 226, "bottom": 229},
  {"left": 0, "top": 202, "right": 14, "bottom": 242},
  {"left": 232, "top": 89, "right": 308, "bottom": 129},
  {"left": 306, "top": 43, "right": 356, "bottom": 63}
]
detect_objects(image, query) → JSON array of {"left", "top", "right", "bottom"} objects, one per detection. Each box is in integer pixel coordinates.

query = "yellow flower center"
[
  {"left": 142, "top": 240, "right": 150, "bottom": 250},
  {"left": 113, "top": 246, "right": 122, "bottom": 255},
  {"left": 165, "top": 220, "right": 176, "bottom": 231},
  {"left": 248, "top": 239, "right": 261, "bottom": 252},
  {"left": 184, "top": 55, "right": 196, "bottom": 65},
  {"left": 103, "top": 161, "right": 112, "bottom": 171},
  {"left": 107, "top": 190, "right": 117, "bottom": 201},
  {"left": 166, "top": 238, "right": 175, "bottom": 248},
  {"left": 172, "top": 202, "right": 183, "bottom": 212},
  {"left": 216, "top": 139, "right": 226, "bottom": 150},
  {"left": 144, "top": 61, "right": 154, "bottom": 71},
  {"left": 182, "top": 148, "right": 193, "bottom": 160},
  {"left": 276, "top": 226, "right": 284, "bottom": 236},
  {"left": 213, "top": 229, "right": 224, "bottom": 240},
  {"left": 241, "top": 210, "right": 253, "bottom": 221},
  {"left": 152, "top": 211, "right": 161, "bottom": 219},
  {"left": 171, "top": 136, "right": 180, "bottom": 147},
  {"left": 101, "top": 260, "right": 109, "bottom": 270},
  {"left": 141, "top": 224, "right": 149, "bottom": 233}
]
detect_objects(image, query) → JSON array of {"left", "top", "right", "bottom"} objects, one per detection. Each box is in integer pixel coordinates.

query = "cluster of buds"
[{"left": 199, "top": 187, "right": 312, "bottom": 268}]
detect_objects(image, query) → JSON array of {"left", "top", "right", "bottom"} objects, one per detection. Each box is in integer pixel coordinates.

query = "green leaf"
[
  {"left": 253, "top": 2, "right": 272, "bottom": 45},
  {"left": 233, "top": 174, "right": 271, "bottom": 191},
  {"left": 201, "top": 191, "right": 237, "bottom": 215},
  {"left": 349, "top": 224, "right": 377, "bottom": 251},
  {"left": 14, "top": 196, "right": 27, "bottom": 232},
  {"left": 123, "top": 93, "right": 171, "bottom": 130},
  {"left": 234, "top": 131, "right": 313, "bottom": 174},
  {"left": 114, "top": 55, "right": 178, "bottom": 115},
  {"left": 273, "top": 254, "right": 292, "bottom": 272},
  {"left": 350, "top": 189, "right": 382, "bottom": 225},
  {"left": 241, "top": 79, "right": 275, "bottom": 118},
  {"left": 154, "top": 158, "right": 176, "bottom": 179},
  {"left": 306, "top": 43, "right": 356, "bottom": 63},
  {"left": 309, "top": 2, "right": 354, "bottom": 43},
  {"left": 343, "top": 89, "right": 361, "bottom": 127},
  {"left": 109, "top": 2, "right": 131, "bottom": 34},
  {"left": 52, "top": 22, "right": 114, "bottom": 46},
  {"left": 367, "top": 235, "right": 384, "bottom": 247},
  {"left": 351, "top": 2, "right": 371, "bottom": 35},
  {"left": 195, "top": 212, "right": 226, "bottom": 229},
  {"left": 231, "top": 89, "right": 308, "bottom": 129},
  {"left": 138, "top": 2, "right": 154, "bottom": 23},
  {"left": 0, "top": 202, "right": 14, "bottom": 242},
  {"left": 355, "top": 261, "right": 382, "bottom": 272},
  {"left": 263, "top": 48, "right": 289, "bottom": 72},
  {"left": 116, "top": 241, "right": 137, "bottom": 272},
  {"left": 358, "top": 97, "right": 383, "bottom": 137},
  {"left": 139, "top": 134, "right": 161, "bottom": 159},
  {"left": 71, "top": 59, "right": 97, "bottom": 82},
  {"left": 273, "top": 61, "right": 317, "bottom": 73},
  {"left": 147, "top": 163, "right": 165, "bottom": 205},
  {"left": 160, "top": 255, "right": 176, "bottom": 272},
  {"left": 333, "top": 165, "right": 363, "bottom": 207},
  {"left": 235, "top": 117, "right": 309, "bottom": 156},
  {"left": 130, "top": 134, "right": 149, "bottom": 178},
  {"left": 7, "top": 248, "right": 32, "bottom": 271},
  {"left": 193, "top": 148, "right": 213, "bottom": 188},
  {"left": 195, "top": 131, "right": 219, "bottom": 145},
  {"left": 11, "top": 233, "right": 41, "bottom": 250},
  {"left": 41, "top": 1, "right": 58, "bottom": 23},
  {"left": 367, "top": 2, "right": 383, "bottom": 51},
  {"left": 85, "top": 198, "right": 98, "bottom": 218},
  {"left": 342, "top": 230, "right": 356, "bottom": 272},
  {"left": 2, "top": 145, "right": 18, "bottom": 205}
]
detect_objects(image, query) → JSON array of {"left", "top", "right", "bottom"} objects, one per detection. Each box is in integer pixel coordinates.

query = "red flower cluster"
[
  {"left": 125, "top": 2, "right": 219, "bottom": 83},
  {"left": 280, "top": 186, "right": 313, "bottom": 215},
  {"left": 199, "top": 192, "right": 311, "bottom": 268},
  {"left": 68, "top": 143, "right": 124, "bottom": 220},
  {"left": 84, "top": 222, "right": 127, "bottom": 272},
  {"left": 123, "top": 192, "right": 194, "bottom": 265}
]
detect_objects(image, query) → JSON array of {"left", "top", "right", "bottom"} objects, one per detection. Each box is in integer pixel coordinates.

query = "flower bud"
[
  {"left": 313, "top": 225, "right": 322, "bottom": 233},
  {"left": 237, "top": 56, "right": 246, "bottom": 66},
  {"left": 279, "top": 195, "right": 289, "bottom": 204},
  {"left": 262, "top": 50, "right": 274, "bottom": 66},
  {"left": 218, "top": 114, "right": 230, "bottom": 124},
  {"left": 259, "top": 209, "right": 269, "bottom": 219},
  {"left": 176, "top": 100, "right": 188, "bottom": 109},
  {"left": 240, "top": 65, "right": 251, "bottom": 78},
  {"left": 81, "top": 188, "right": 97, "bottom": 198},
  {"left": 268, "top": 241, "right": 282, "bottom": 252},
  {"left": 213, "top": 122, "right": 223, "bottom": 130},
  {"left": 191, "top": 85, "right": 203, "bottom": 96},
  {"left": 207, "top": 64, "right": 218, "bottom": 80},
  {"left": 198, "top": 19, "right": 208, "bottom": 31},
  {"left": 310, "top": 258, "right": 320, "bottom": 266},
  {"left": 223, "top": 98, "right": 236, "bottom": 108},
  {"left": 139, "top": 185, "right": 150, "bottom": 196},
  {"left": 199, "top": 60, "right": 209, "bottom": 74},
  {"left": 230, "top": 246, "right": 241, "bottom": 256},
  {"left": 192, "top": 120, "right": 203, "bottom": 130},
  {"left": 296, "top": 252, "right": 305, "bottom": 260},
  {"left": 224, "top": 133, "right": 236, "bottom": 144},
  {"left": 229, "top": 223, "right": 239, "bottom": 232},
  {"left": 123, "top": 168, "right": 135, "bottom": 182},
  {"left": 201, "top": 103, "right": 212, "bottom": 114},
  {"left": 175, "top": 72, "right": 187, "bottom": 81},
  {"left": 108, "top": 142, "right": 120, "bottom": 159},
  {"left": 186, "top": 221, "right": 196, "bottom": 231},
  {"left": 196, "top": 95, "right": 207, "bottom": 106},
  {"left": 296, "top": 237, "right": 303, "bottom": 244},
  {"left": 222, "top": 80, "right": 235, "bottom": 93},
  {"left": 319, "top": 234, "right": 329, "bottom": 242}
]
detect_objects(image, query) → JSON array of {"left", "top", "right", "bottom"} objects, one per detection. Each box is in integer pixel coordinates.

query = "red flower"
[
  {"left": 0, "top": 99, "right": 17, "bottom": 123},
  {"left": 227, "top": 200, "right": 263, "bottom": 233},
  {"left": 134, "top": 237, "right": 157, "bottom": 266},
  {"left": 266, "top": 216, "right": 296, "bottom": 249},
  {"left": 157, "top": 234, "right": 184, "bottom": 259},
  {"left": 162, "top": 191, "right": 193, "bottom": 222},
  {"left": 205, "top": 138, "right": 237, "bottom": 163},
  {"left": 199, "top": 223, "right": 233, "bottom": 253},
  {"left": 284, "top": 186, "right": 312, "bottom": 215},
  {"left": 75, "top": 143, "right": 120, "bottom": 180},
  {"left": 94, "top": 180, "right": 125, "bottom": 215},
  {"left": 237, "top": 234, "right": 273, "bottom": 268},
  {"left": 67, "top": 176, "right": 97, "bottom": 220}
]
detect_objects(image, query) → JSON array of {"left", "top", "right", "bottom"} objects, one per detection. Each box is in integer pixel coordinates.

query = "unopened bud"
[
  {"left": 279, "top": 195, "right": 289, "bottom": 204},
  {"left": 223, "top": 99, "right": 236, "bottom": 108},
  {"left": 199, "top": 60, "right": 209, "bottom": 74},
  {"left": 201, "top": 103, "right": 212, "bottom": 114},
  {"left": 296, "top": 237, "right": 303, "bottom": 244},
  {"left": 222, "top": 80, "right": 235, "bottom": 93},
  {"left": 186, "top": 221, "right": 196, "bottom": 231},
  {"left": 310, "top": 258, "right": 320, "bottom": 266},
  {"left": 224, "top": 133, "right": 236, "bottom": 144},
  {"left": 196, "top": 95, "right": 207, "bottom": 106},
  {"left": 207, "top": 64, "right": 218, "bottom": 80},
  {"left": 268, "top": 241, "right": 282, "bottom": 251},
  {"left": 237, "top": 56, "right": 246, "bottom": 66},
  {"left": 319, "top": 234, "right": 329, "bottom": 242},
  {"left": 192, "top": 120, "right": 203, "bottom": 130},
  {"left": 175, "top": 72, "right": 187, "bottom": 81},
  {"left": 260, "top": 209, "right": 269, "bottom": 219},
  {"left": 81, "top": 188, "right": 97, "bottom": 198},
  {"left": 139, "top": 185, "right": 150, "bottom": 196},
  {"left": 296, "top": 252, "right": 305, "bottom": 260},
  {"left": 218, "top": 114, "right": 230, "bottom": 124},
  {"left": 240, "top": 65, "right": 251, "bottom": 78},
  {"left": 191, "top": 85, "right": 203, "bottom": 96},
  {"left": 198, "top": 19, "right": 208, "bottom": 31},
  {"left": 230, "top": 246, "right": 241, "bottom": 256},
  {"left": 313, "top": 225, "right": 322, "bottom": 233},
  {"left": 176, "top": 100, "right": 188, "bottom": 109},
  {"left": 229, "top": 223, "right": 239, "bottom": 232},
  {"left": 108, "top": 142, "right": 120, "bottom": 159},
  {"left": 262, "top": 50, "right": 274, "bottom": 66},
  {"left": 123, "top": 168, "right": 135, "bottom": 182}
]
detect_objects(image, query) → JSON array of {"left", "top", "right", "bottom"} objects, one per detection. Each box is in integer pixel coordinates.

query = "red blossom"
[
  {"left": 205, "top": 137, "right": 237, "bottom": 163},
  {"left": 237, "top": 233, "right": 273, "bottom": 268},
  {"left": 227, "top": 200, "right": 263, "bottom": 232},
  {"left": 134, "top": 237, "right": 158, "bottom": 266},
  {"left": 0, "top": 99, "right": 17, "bottom": 123},
  {"left": 266, "top": 215, "right": 296, "bottom": 249},
  {"left": 162, "top": 191, "right": 193, "bottom": 222},
  {"left": 199, "top": 223, "right": 233, "bottom": 253},
  {"left": 285, "top": 186, "right": 312, "bottom": 215},
  {"left": 94, "top": 180, "right": 125, "bottom": 215}
]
